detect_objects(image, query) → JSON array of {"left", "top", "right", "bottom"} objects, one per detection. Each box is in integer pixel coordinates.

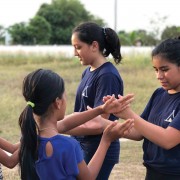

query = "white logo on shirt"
[
  {"left": 164, "top": 110, "right": 175, "bottom": 122},
  {"left": 82, "top": 86, "right": 88, "bottom": 97}
]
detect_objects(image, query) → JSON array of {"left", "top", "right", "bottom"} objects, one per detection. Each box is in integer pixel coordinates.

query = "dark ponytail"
[
  {"left": 19, "top": 106, "right": 39, "bottom": 180},
  {"left": 102, "top": 27, "right": 122, "bottom": 64}
]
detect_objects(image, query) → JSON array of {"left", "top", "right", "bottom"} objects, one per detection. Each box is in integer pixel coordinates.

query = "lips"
[{"left": 160, "top": 82, "right": 168, "bottom": 86}]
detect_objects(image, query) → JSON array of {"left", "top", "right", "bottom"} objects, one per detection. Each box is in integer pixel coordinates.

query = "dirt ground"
[{"left": 109, "top": 162, "right": 146, "bottom": 180}]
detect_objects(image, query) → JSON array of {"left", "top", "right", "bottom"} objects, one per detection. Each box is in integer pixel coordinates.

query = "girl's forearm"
[
  {"left": 63, "top": 123, "right": 103, "bottom": 136},
  {"left": 130, "top": 111, "right": 180, "bottom": 149},
  {"left": 57, "top": 107, "right": 104, "bottom": 133},
  {"left": 0, "top": 137, "right": 19, "bottom": 153},
  {"left": 64, "top": 116, "right": 110, "bottom": 136}
]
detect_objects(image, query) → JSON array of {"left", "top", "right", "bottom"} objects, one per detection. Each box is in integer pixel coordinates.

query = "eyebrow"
[{"left": 153, "top": 65, "right": 169, "bottom": 69}]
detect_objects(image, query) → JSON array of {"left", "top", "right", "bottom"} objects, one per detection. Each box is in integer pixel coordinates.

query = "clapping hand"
[
  {"left": 102, "top": 119, "right": 134, "bottom": 143},
  {"left": 102, "top": 94, "right": 134, "bottom": 116}
]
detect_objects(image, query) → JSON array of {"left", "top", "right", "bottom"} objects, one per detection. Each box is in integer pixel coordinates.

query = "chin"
[{"left": 161, "top": 85, "right": 170, "bottom": 90}]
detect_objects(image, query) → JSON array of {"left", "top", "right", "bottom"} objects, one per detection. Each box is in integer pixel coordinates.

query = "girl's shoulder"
[
  {"left": 153, "top": 87, "right": 164, "bottom": 95},
  {"left": 152, "top": 88, "right": 180, "bottom": 102},
  {"left": 97, "top": 62, "right": 120, "bottom": 76}
]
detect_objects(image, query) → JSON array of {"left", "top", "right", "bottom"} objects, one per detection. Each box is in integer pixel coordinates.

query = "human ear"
[
  {"left": 91, "top": 41, "right": 99, "bottom": 51},
  {"left": 54, "top": 97, "right": 63, "bottom": 110}
]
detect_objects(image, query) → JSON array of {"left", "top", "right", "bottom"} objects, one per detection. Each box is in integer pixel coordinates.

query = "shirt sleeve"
[
  {"left": 169, "top": 110, "right": 180, "bottom": 130},
  {"left": 65, "top": 139, "right": 83, "bottom": 176},
  {"left": 141, "top": 88, "right": 160, "bottom": 120},
  {"left": 94, "top": 73, "right": 123, "bottom": 107}
]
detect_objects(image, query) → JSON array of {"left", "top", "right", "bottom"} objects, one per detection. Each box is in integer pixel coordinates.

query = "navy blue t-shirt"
[
  {"left": 141, "top": 88, "right": 180, "bottom": 175},
  {"left": 74, "top": 62, "right": 123, "bottom": 163}
]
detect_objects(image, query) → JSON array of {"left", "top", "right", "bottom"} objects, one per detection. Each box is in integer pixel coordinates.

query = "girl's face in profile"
[
  {"left": 71, "top": 33, "right": 96, "bottom": 66},
  {"left": 152, "top": 56, "right": 180, "bottom": 94}
]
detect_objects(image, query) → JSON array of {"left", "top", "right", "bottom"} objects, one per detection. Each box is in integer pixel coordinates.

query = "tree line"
[{"left": 0, "top": 0, "right": 180, "bottom": 46}]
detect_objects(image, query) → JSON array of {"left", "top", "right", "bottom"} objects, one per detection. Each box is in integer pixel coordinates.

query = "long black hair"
[
  {"left": 72, "top": 22, "right": 122, "bottom": 64},
  {"left": 19, "top": 69, "right": 65, "bottom": 180}
]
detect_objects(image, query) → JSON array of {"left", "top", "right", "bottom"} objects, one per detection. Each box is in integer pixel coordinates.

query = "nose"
[
  {"left": 156, "top": 71, "right": 164, "bottom": 80},
  {"left": 74, "top": 48, "right": 78, "bottom": 56}
]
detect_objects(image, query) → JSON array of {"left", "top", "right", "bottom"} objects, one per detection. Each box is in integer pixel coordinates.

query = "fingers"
[
  {"left": 102, "top": 94, "right": 118, "bottom": 113},
  {"left": 103, "top": 94, "right": 134, "bottom": 112},
  {"left": 104, "top": 121, "right": 118, "bottom": 133},
  {"left": 103, "top": 119, "right": 134, "bottom": 143},
  {"left": 103, "top": 94, "right": 134, "bottom": 103},
  {"left": 117, "top": 94, "right": 134, "bottom": 104},
  {"left": 104, "top": 94, "right": 116, "bottom": 105},
  {"left": 109, "top": 119, "right": 134, "bottom": 138},
  {"left": 102, "top": 95, "right": 112, "bottom": 103},
  {"left": 118, "top": 119, "right": 134, "bottom": 137},
  {"left": 124, "top": 119, "right": 134, "bottom": 131}
]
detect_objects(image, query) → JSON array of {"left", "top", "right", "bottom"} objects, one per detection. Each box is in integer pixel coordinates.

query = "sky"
[{"left": 0, "top": 0, "right": 180, "bottom": 32}]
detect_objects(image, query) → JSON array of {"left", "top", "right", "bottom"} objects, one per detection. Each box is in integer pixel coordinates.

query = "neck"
[
  {"left": 91, "top": 59, "right": 107, "bottom": 71},
  {"left": 39, "top": 127, "right": 58, "bottom": 134}
]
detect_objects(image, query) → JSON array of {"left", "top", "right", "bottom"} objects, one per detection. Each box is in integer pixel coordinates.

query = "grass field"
[{"left": 0, "top": 52, "right": 159, "bottom": 179}]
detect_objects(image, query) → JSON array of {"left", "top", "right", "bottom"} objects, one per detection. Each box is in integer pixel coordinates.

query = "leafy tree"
[
  {"left": 118, "top": 30, "right": 157, "bottom": 46},
  {"left": 118, "top": 31, "right": 131, "bottom": 46},
  {"left": 36, "top": 0, "right": 105, "bottom": 44},
  {"left": 28, "top": 16, "right": 51, "bottom": 44},
  {"left": 161, "top": 26, "right": 180, "bottom": 40},
  {"left": 7, "top": 0, "right": 105, "bottom": 45},
  {"left": 133, "top": 30, "right": 157, "bottom": 46},
  {"left": 8, "top": 23, "right": 31, "bottom": 45}
]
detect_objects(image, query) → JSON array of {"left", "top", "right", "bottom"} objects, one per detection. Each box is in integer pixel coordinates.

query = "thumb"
[{"left": 87, "top": 106, "right": 92, "bottom": 110}]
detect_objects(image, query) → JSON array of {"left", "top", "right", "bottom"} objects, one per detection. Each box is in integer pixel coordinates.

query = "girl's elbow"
[
  {"left": 4, "top": 157, "right": 19, "bottom": 169},
  {"left": 160, "top": 141, "right": 177, "bottom": 150},
  {"left": 4, "top": 162, "right": 18, "bottom": 169},
  {"left": 7, "top": 164, "right": 16, "bottom": 169},
  {"left": 162, "top": 144, "right": 176, "bottom": 150}
]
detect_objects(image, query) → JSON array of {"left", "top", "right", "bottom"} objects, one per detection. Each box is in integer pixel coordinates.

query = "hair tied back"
[
  {"left": 27, "top": 101, "right": 35, "bottom": 108},
  {"left": 103, "top": 27, "right": 107, "bottom": 37}
]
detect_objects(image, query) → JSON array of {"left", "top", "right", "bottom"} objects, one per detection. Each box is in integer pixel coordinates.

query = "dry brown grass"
[{"left": 0, "top": 53, "right": 157, "bottom": 179}]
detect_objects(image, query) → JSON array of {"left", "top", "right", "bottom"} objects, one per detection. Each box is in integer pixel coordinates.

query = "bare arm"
[
  {"left": 57, "top": 94, "right": 134, "bottom": 134},
  {"left": 0, "top": 137, "right": 20, "bottom": 153},
  {"left": 123, "top": 127, "right": 143, "bottom": 141},
  {"left": 0, "top": 148, "right": 19, "bottom": 168},
  {"left": 115, "top": 108, "right": 180, "bottom": 149},
  {"left": 66, "top": 114, "right": 143, "bottom": 141},
  {"left": 63, "top": 115, "right": 105, "bottom": 136},
  {"left": 132, "top": 112, "right": 180, "bottom": 149}
]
